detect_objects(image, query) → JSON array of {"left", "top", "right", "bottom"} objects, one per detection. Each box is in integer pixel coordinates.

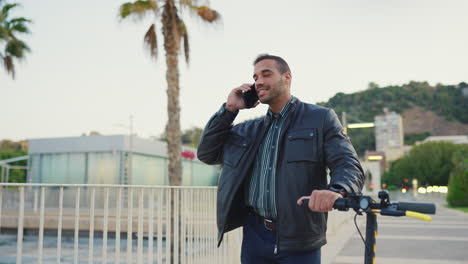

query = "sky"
[{"left": 1, "top": 0, "right": 468, "bottom": 141}]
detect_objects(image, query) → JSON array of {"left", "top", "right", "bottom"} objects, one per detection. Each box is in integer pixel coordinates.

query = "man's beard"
[{"left": 259, "top": 79, "right": 285, "bottom": 104}]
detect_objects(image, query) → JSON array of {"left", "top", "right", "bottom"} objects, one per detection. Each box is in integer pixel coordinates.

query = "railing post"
[
  {"left": 137, "top": 187, "right": 144, "bottom": 264},
  {"left": 156, "top": 189, "right": 163, "bottom": 264},
  {"left": 181, "top": 189, "right": 186, "bottom": 264},
  {"left": 38, "top": 187, "right": 45, "bottom": 264},
  {"left": 33, "top": 188, "right": 38, "bottom": 212},
  {"left": 0, "top": 186, "right": 3, "bottom": 234},
  {"left": 57, "top": 186, "right": 64, "bottom": 264},
  {"left": 115, "top": 187, "right": 122, "bottom": 263},
  {"left": 174, "top": 188, "right": 180, "bottom": 264},
  {"left": 189, "top": 188, "right": 193, "bottom": 264},
  {"left": 16, "top": 186, "right": 24, "bottom": 264},
  {"left": 126, "top": 188, "right": 133, "bottom": 264},
  {"left": 73, "top": 187, "right": 80, "bottom": 264},
  {"left": 166, "top": 188, "right": 171, "bottom": 264},
  {"left": 148, "top": 188, "right": 155, "bottom": 264},
  {"left": 102, "top": 187, "right": 109, "bottom": 264},
  {"left": 88, "top": 187, "right": 96, "bottom": 264},
  {"left": 196, "top": 189, "right": 200, "bottom": 263}
]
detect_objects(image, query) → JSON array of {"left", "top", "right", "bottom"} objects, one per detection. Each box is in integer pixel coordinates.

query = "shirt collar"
[{"left": 265, "top": 96, "right": 296, "bottom": 122}]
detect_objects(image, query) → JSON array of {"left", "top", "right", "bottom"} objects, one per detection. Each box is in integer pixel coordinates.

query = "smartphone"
[{"left": 242, "top": 84, "right": 259, "bottom": 109}]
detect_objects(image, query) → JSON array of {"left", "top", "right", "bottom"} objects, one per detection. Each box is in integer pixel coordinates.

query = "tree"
[
  {"left": 446, "top": 145, "right": 468, "bottom": 206},
  {"left": 0, "top": 141, "right": 27, "bottom": 183},
  {"left": 0, "top": 0, "right": 31, "bottom": 79},
  {"left": 181, "top": 126, "right": 202, "bottom": 147},
  {"left": 118, "top": 0, "right": 220, "bottom": 185},
  {"left": 348, "top": 127, "right": 375, "bottom": 157},
  {"left": 386, "top": 142, "right": 460, "bottom": 186},
  {"left": 367, "top": 82, "right": 379, "bottom": 90}
]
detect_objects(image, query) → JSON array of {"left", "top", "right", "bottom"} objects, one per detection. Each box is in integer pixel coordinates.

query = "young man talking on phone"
[{"left": 197, "top": 54, "right": 364, "bottom": 264}]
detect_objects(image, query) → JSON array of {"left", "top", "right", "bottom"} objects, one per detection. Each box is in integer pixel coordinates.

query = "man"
[{"left": 197, "top": 54, "right": 364, "bottom": 263}]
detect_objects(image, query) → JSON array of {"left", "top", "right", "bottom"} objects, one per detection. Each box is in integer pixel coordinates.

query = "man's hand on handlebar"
[{"left": 296, "top": 190, "right": 343, "bottom": 212}]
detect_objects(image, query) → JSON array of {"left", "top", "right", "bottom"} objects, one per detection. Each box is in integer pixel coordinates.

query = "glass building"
[{"left": 28, "top": 135, "right": 219, "bottom": 186}]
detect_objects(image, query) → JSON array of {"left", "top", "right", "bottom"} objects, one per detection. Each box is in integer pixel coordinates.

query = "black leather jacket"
[{"left": 197, "top": 98, "right": 364, "bottom": 252}]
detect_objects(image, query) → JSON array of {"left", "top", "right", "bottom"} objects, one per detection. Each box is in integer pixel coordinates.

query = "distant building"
[
  {"left": 374, "top": 111, "right": 404, "bottom": 161},
  {"left": 421, "top": 135, "right": 468, "bottom": 145},
  {"left": 360, "top": 161, "right": 382, "bottom": 194},
  {"left": 361, "top": 150, "right": 386, "bottom": 194},
  {"left": 27, "top": 135, "right": 219, "bottom": 186},
  {"left": 462, "top": 87, "right": 468, "bottom": 97}
]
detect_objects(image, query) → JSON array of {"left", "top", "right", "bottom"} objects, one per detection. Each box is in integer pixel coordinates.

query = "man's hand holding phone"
[{"left": 226, "top": 84, "right": 259, "bottom": 112}]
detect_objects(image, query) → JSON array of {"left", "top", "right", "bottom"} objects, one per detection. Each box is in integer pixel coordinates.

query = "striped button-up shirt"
[{"left": 246, "top": 96, "right": 294, "bottom": 220}]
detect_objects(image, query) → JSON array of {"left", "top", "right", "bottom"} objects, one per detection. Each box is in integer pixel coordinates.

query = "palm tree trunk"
[{"left": 165, "top": 52, "right": 182, "bottom": 186}]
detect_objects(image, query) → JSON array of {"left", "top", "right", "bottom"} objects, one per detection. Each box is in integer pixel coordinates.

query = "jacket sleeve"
[
  {"left": 323, "top": 108, "right": 365, "bottom": 194},
  {"left": 197, "top": 104, "right": 238, "bottom": 165}
]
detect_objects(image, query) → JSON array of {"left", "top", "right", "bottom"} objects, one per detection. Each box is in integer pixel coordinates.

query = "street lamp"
[
  {"left": 341, "top": 112, "right": 375, "bottom": 134},
  {"left": 348, "top": 123, "right": 375, "bottom": 129},
  {"left": 114, "top": 115, "right": 134, "bottom": 185}
]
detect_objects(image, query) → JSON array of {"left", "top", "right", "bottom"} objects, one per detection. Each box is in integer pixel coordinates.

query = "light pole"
[
  {"left": 342, "top": 111, "right": 375, "bottom": 135},
  {"left": 115, "top": 115, "right": 134, "bottom": 185},
  {"left": 129, "top": 115, "right": 133, "bottom": 185}
]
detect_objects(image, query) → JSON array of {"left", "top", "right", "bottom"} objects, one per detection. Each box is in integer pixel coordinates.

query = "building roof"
[
  {"left": 28, "top": 135, "right": 198, "bottom": 159},
  {"left": 422, "top": 135, "right": 468, "bottom": 145}
]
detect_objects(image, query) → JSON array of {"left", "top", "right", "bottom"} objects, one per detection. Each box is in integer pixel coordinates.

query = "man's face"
[{"left": 253, "top": 59, "right": 289, "bottom": 105}]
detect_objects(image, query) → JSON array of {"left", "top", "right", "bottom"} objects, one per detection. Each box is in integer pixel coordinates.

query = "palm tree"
[
  {"left": 118, "top": 0, "right": 220, "bottom": 185},
  {"left": 0, "top": 0, "right": 31, "bottom": 79}
]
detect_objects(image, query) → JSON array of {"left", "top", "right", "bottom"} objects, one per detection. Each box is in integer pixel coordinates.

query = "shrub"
[
  {"left": 447, "top": 146, "right": 468, "bottom": 206},
  {"left": 447, "top": 171, "right": 468, "bottom": 206}
]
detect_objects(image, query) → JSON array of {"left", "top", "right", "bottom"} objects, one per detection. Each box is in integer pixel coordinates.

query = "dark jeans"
[{"left": 241, "top": 214, "right": 321, "bottom": 264}]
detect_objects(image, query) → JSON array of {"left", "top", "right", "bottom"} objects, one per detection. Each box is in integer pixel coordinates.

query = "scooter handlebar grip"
[
  {"left": 397, "top": 202, "right": 436, "bottom": 214},
  {"left": 333, "top": 198, "right": 348, "bottom": 211}
]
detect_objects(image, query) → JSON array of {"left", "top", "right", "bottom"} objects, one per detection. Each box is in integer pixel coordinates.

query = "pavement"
[{"left": 327, "top": 193, "right": 468, "bottom": 264}]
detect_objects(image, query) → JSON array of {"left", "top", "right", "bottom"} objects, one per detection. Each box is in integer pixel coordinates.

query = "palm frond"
[
  {"left": 8, "top": 17, "right": 32, "bottom": 34},
  {"left": 196, "top": 6, "right": 220, "bottom": 23},
  {"left": 178, "top": 0, "right": 207, "bottom": 9},
  {"left": 0, "top": 3, "right": 19, "bottom": 22},
  {"left": 118, "top": 0, "right": 158, "bottom": 20},
  {"left": 183, "top": 4, "right": 221, "bottom": 24},
  {"left": 0, "top": 26, "right": 7, "bottom": 40},
  {"left": 119, "top": 3, "right": 133, "bottom": 19},
  {"left": 3, "top": 55, "right": 15, "bottom": 78},
  {"left": 179, "top": 20, "right": 189, "bottom": 63},
  {"left": 144, "top": 23, "right": 158, "bottom": 59},
  {"left": 178, "top": 0, "right": 193, "bottom": 9},
  {"left": 9, "top": 17, "right": 31, "bottom": 24},
  {"left": 5, "top": 38, "right": 30, "bottom": 59}
]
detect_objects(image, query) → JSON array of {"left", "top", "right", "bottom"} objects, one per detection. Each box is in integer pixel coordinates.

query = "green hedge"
[
  {"left": 447, "top": 171, "right": 468, "bottom": 206},
  {"left": 447, "top": 147, "right": 468, "bottom": 206}
]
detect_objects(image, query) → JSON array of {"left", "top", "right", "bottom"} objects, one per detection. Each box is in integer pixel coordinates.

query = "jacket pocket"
[
  {"left": 286, "top": 128, "right": 318, "bottom": 162},
  {"left": 223, "top": 133, "right": 250, "bottom": 167}
]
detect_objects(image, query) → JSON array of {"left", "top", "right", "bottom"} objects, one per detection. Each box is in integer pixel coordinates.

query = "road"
[{"left": 331, "top": 193, "right": 468, "bottom": 264}]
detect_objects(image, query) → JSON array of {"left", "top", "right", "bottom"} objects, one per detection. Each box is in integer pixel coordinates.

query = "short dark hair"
[{"left": 253, "top": 54, "right": 291, "bottom": 74}]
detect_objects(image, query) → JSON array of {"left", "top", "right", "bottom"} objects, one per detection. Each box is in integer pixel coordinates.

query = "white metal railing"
[{"left": 0, "top": 183, "right": 241, "bottom": 264}]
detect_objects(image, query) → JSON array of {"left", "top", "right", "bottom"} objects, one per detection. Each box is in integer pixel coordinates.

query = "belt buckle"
[{"left": 264, "top": 218, "right": 273, "bottom": 231}]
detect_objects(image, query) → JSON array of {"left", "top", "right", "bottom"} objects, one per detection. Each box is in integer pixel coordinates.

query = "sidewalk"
[{"left": 328, "top": 197, "right": 468, "bottom": 264}]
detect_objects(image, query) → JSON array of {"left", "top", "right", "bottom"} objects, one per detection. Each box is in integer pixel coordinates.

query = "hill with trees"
[{"left": 318, "top": 81, "right": 468, "bottom": 156}]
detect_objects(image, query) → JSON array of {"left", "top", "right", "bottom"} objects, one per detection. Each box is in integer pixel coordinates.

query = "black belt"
[{"left": 248, "top": 208, "right": 277, "bottom": 231}]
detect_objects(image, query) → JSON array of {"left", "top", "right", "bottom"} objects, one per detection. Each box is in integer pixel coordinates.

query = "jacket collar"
[{"left": 264, "top": 96, "right": 298, "bottom": 124}]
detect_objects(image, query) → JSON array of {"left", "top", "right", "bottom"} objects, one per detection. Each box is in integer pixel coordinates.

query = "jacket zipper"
[
  {"left": 274, "top": 166, "right": 280, "bottom": 255},
  {"left": 274, "top": 170, "right": 280, "bottom": 254},
  {"left": 273, "top": 102, "right": 297, "bottom": 255}
]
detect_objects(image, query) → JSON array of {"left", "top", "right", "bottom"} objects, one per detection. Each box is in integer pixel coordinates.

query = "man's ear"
[{"left": 283, "top": 71, "right": 292, "bottom": 83}]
